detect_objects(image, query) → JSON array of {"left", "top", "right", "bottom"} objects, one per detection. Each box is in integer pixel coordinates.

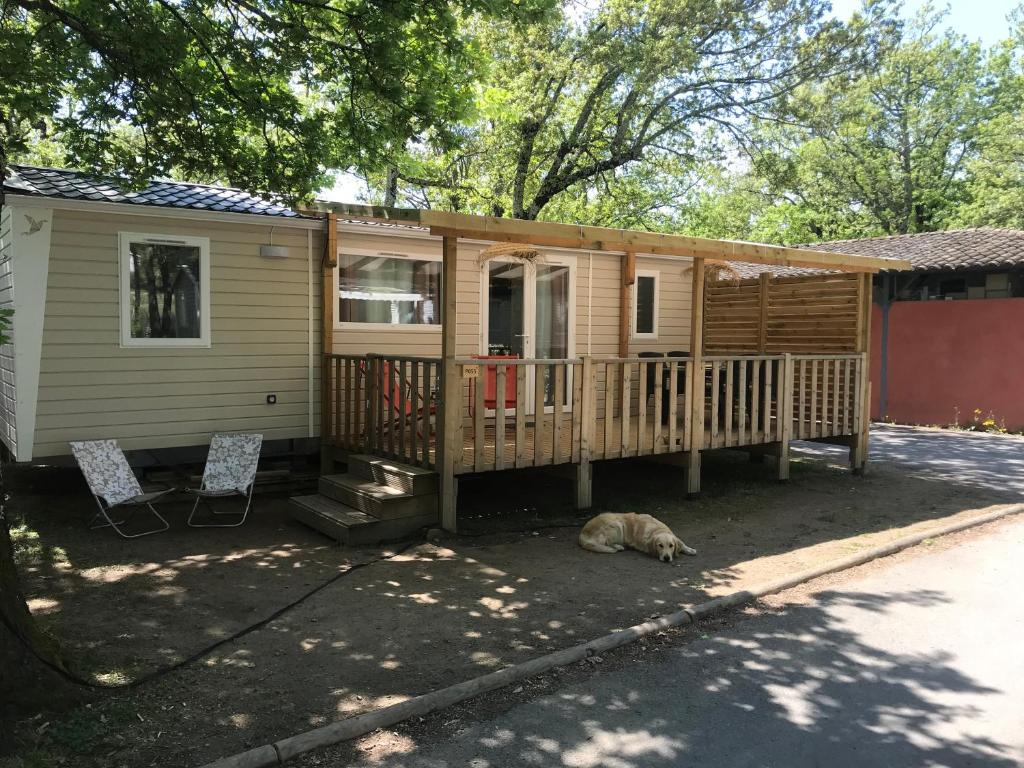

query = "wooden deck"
[
  {"left": 344, "top": 414, "right": 784, "bottom": 474},
  {"left": 323, "top": 353, "right": 862, "bottom": 470},
  {"left": 322, "top": 349, "right": 867, "bottom": 515},
  {"left": 451, "top": 414, "right": 786, "bottom": 474}
]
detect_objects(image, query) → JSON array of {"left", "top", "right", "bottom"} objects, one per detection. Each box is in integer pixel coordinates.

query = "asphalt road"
[
  {"left": 364, "top": 516, "right": 1024, "bottom": 768},
  {"left": 795, "top": 423, "right": 1024, "bottom": 497}
]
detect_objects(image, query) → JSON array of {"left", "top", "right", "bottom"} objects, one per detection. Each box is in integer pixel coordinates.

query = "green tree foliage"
[
  {"left": 1, "top": 0, "right": 550, "bottom": 201},
  {"left": 376, "top": 0, "right": 884, "bottom": 221},
  {"left": 956, "top": 11, "right": 1024, "bottom": 229},
  {"left": 742, "top": 6, "right": 991, "bottom": 240},
  {"left": 671, "top": 169, "right": 826, "bottom": 244}
]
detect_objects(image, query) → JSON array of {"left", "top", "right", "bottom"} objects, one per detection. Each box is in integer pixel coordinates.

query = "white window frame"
[
  {"left": 478, "top": 254, "right": 577, "bottom": 414},
  {"left": 632, "top": 268, "right": 659, "bottom": 339},
  {"left": 334, "top": 247, "right": 443, "bottom": 332},
  {"left": 119, "top": 232, "right": 211, "bottom": 348}
]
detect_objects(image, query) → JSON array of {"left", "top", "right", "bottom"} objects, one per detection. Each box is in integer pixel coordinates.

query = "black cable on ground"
[
  {"left": 8, "top": 510, "right": 592, "bottom": 692},
  {"left": 5, "top": 539, "right": 419, "bottom": 692}
]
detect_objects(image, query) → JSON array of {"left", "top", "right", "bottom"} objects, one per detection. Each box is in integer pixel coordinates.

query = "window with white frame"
[
  {"left": 633, "top": 269, "right": 659, "bottom": 338},
  {"left": 338, "top": 251, "right": 441, "bottom": 326},
  {"left": 119, "top": 233, "right": 210, "bottom": 347}
]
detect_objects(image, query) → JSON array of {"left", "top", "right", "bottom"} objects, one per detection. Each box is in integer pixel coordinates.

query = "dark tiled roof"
[
  {"left": 729, "top": 262, "right": 824, "bottom": 279},
  {"left": 2, "top": 164, "right": 304, "bottom": 218},
  {"left": 808, "top": 229, "right": 1024, "bottom": 272},
  {"left": 730, "top": 228, "right": 1024, "bottom": 279}
]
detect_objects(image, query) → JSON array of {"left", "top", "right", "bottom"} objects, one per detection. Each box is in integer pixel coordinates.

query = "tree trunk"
[
  {"left": 383, "top": 167, "right": 399, "bottom": 207},
  {"left": 0, "top": 507, "right": 83, "bottom": 752}
]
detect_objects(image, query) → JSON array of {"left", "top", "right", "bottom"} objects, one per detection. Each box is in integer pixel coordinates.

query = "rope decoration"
[{"left": 682, "top": 258, "right": 743, "bottom": 284}]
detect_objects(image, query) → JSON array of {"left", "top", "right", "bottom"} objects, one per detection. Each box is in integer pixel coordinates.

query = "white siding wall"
[
  {"left": 0, "top": 205, "right": 15, "bottom": 455},
  {"left": 33, "top": 209, "right": 321, "bottom": 457}
]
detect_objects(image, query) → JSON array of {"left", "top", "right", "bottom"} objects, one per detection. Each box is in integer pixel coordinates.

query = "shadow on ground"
[
  {"left": 358, "top": 588, "right": 1019, "bottom": 768},
  {"left": 7, "top": 433, "right": 1022, "bottom": 766}
]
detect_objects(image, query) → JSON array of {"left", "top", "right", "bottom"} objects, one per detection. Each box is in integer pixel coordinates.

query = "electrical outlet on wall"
[{"left": 266, "top": 394, "right": 277, "bottom": 405}]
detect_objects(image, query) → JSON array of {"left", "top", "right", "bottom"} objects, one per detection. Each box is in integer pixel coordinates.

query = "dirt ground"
[
  {"left": 326, "top": 513, "right": 1024, "bottom": 768},
  {"left": 5, "top": 445, "right": 1022, "bottom": 768}
]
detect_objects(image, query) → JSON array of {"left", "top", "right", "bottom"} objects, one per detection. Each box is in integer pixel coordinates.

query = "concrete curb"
[{"left": 201, "top": 503, "right": 1024, "bottom": 768}]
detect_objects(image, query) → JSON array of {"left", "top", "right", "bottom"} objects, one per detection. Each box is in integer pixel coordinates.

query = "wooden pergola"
[{"left": 315, "top": 203, "right": 910, "bottom": 532}]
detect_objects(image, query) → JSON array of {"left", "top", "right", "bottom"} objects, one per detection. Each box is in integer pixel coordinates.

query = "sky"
[
  {"left": 322, "top": 0, "right": 1021, "bottom": 203},
  {"left": 829, "top": 0, "right": 1019, "bottom": 45}
]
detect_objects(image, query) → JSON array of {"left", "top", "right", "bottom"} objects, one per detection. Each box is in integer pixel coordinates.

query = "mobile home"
[{"left": 0, "top": 165, "right": 907, "bottom": 534}]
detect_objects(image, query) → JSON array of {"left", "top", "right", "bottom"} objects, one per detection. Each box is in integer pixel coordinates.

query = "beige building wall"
[
  {"left": 330, "top": 224, "right": 694, "bottom": 361},
  {"left": 33, "top": 208, "right": 322, "bottom": 457},
  {"left": 22, "top": 211, "right": 694, "bottom": 458}
]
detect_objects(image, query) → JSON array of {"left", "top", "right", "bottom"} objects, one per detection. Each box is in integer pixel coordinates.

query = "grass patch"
[
  {"left": 0, "top": 749, "right": 62, "bottom": 768},
  {"left": 9, "top": 521, "right": 69, "bottom": 571},
  {"left": 42, "top": 699, "right": 135, "bottom": 756}
]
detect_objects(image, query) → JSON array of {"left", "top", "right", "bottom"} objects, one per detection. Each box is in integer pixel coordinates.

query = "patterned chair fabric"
[
  {"left": 200, "top": 433, "right": 263, "bottom": 494},
  {"left": 70, "top": 439, "right": 145, "bottom": 506}
]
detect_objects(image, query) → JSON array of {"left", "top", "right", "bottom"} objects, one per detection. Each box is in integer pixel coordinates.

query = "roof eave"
[{"left": 313, "top": 202, "right": 911, "bottom": 273}]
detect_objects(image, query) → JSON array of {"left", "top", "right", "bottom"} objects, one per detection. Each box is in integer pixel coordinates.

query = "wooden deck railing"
[
  {"left": 701, "top": 355, "right": 785, "bottom": 450},
  {"left": 452, "top": 357, "right": 584, "bottom": 473},
  {"left": 322, "top": 353, "right": 440, "bottom": 469},
  {"left": 322, "top": 351, "right": 866, "bottom": 475},
  {"left": 790, "top": 354, "right": 864, "bottom": 440},
  {"left": 591, "top": 357, "right": 693, "bottom": 460}
]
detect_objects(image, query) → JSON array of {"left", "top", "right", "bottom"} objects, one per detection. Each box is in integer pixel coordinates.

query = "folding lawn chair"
[
  {"left": 363, "top": 359, "right": 437, "bottom": 439},
  {"left": 70, "top": 440, "right": 173, "bottom": 539},
  {"left": 187, "top": 433, "right": 263, "bottom": 528}
]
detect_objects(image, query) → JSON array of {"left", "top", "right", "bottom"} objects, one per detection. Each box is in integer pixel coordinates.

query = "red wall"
[{"left": 871, "top": 298, "right": 1024, "bottom": 430}]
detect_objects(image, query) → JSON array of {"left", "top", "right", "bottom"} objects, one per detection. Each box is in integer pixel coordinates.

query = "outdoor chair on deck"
[
  {"left": 639, "top": 351, "right": 690, "bottom": 425},
  {"left": 362, "top": 360, "right": 437, "bottom": 439},
  {"left": 70, "top": 440, "right": 173, "bottom": 539},
  {"left": 187, "top": 433, "right": 263, "bottom": 528}
]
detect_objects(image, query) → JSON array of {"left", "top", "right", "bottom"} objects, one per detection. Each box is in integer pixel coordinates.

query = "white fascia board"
[{"left": 9, "top": 205, "right": 53, "bottom": 461}]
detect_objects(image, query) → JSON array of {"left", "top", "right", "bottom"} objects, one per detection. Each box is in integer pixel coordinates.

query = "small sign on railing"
[{"left": 461, "top": 364, "right": 481, "bottom": 379}]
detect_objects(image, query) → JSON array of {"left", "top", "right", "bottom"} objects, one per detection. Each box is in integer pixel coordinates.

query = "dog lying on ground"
[{"left": 579, "top": 512, "right": 697, "bottom": 562}]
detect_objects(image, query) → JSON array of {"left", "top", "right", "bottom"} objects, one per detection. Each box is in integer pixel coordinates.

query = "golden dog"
[{"left": 578, "top": 512, "right": 696, "bottom": 562}]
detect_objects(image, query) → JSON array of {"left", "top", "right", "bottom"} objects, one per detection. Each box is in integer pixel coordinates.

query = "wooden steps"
[
  {"left": 347, "top": 454, "right": 438, "bottom": 495},
  {"left": 289, "top": 456, "right": 438, "bottom": 545}
]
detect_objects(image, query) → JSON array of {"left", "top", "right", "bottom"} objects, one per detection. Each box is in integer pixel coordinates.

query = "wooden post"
[
  {"left": 757, "top": 272, "right": 770, "bottom": 353},
  {"left": 687, "top": 257, "right": 705, "bottom": 496},
  {"left": 618, "top": 251, "right": 637, "bottom": 358},
  {"left": 575, "top": 355, "right": 595, "bottom": 509},
  {"left": 778, "top": 353, "right": 794, "bottom": 480},
  {"left": 370, "top": 356, "right": 382, "bottom": 456},
  {"left": 439, "top": 236, "right": 460, "bottom": 531},
  {"left": 320, "top": 213, "right": 338, "bottom": 473},
  {"left": 852, "top": 272, "right": 873, "bottom": 474}
]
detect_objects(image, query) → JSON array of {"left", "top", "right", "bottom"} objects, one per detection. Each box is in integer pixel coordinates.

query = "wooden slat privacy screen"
[{"left": 704, "top": 273, "right": 861, "bottom": 354}]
